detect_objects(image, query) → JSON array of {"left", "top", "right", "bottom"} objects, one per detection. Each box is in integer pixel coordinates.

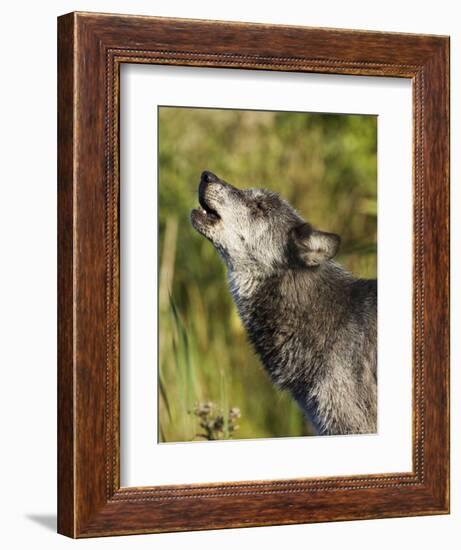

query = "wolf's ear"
[{"left": 289, "top": 223, "right": 341, "bottom": 267}]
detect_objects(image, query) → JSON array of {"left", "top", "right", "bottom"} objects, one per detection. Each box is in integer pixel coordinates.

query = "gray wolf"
[{"left": 191, "top": 170, "right": 377, "bottom": 435}]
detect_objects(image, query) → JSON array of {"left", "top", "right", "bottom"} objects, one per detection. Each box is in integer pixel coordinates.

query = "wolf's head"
[{"left": 191, "top": 171, "right": 341, "bottom": 273}]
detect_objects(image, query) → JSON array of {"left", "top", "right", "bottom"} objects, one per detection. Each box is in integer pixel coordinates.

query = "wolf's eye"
[{"left": 255, "top": 201, "right": 266, "bottom": 214}]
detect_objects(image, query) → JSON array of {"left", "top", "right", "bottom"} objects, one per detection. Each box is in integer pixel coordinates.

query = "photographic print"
[{"left": 158, "top": 106, "right": 377, "bottom": 443}]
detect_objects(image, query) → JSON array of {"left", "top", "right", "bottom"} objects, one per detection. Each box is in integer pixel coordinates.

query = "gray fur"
[{"left": 191, "top": 171, "right": 377, "bottom": 436}]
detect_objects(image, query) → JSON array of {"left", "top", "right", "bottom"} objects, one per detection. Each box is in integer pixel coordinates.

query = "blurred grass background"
[{"left": 158, "top": 107, "right": 377, "bottom": 443}]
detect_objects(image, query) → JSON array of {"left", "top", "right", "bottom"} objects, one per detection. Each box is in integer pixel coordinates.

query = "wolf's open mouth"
[{"left": 198, "top": 194, "right": 220, "bottom": 222}]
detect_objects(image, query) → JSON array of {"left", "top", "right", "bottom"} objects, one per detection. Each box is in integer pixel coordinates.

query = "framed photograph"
[{"left": 58, "top": 12, "right": 450, "bottom": 537}]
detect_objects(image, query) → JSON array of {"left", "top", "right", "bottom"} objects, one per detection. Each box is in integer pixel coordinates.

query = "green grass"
[{"left": 158, "top": 107, "right": 377, "bottom": 443}]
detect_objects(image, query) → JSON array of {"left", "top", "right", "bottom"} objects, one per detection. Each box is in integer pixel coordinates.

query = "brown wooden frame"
[{"left": 58, "top": 11, "right": 450, "bottom": 538}]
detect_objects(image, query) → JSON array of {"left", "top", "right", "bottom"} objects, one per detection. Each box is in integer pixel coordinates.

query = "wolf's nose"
[{"left": 201, "top": 170, "right": 217, "bottom": 184}]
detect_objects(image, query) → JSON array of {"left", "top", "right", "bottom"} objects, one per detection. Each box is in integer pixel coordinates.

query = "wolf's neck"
[
  {"left": 227, "top": 268, "right": 270, "bottom": 302},
  {"left": 227, "top": 263, "right": 351, "bottom": 385},
  {"left": 228, "top": 262, "right": 349, "bottom": 312}
]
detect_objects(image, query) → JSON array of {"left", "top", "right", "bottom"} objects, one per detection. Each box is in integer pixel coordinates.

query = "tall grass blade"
[{"left": 158, "top": 371, "right": 172, "bottom": 422}]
